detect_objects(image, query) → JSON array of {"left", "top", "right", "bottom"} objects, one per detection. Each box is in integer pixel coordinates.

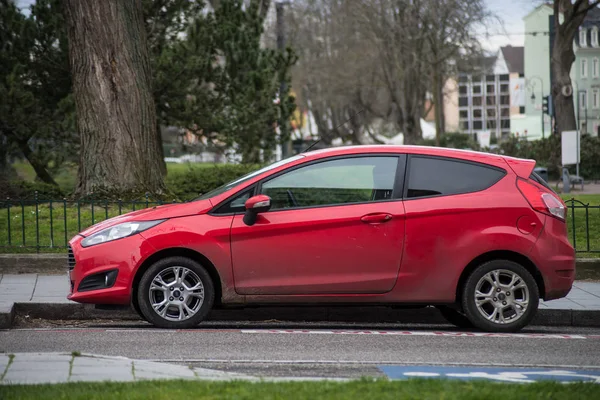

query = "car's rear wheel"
[
  {"left": 461, "top": 260, "right": 539, "bottom": 333},
  {"left": 436, "top": 305, "right": 474, "bottom": 329},
  {"left": 137, "top": 256, "right": 214, "bottom": 329}
]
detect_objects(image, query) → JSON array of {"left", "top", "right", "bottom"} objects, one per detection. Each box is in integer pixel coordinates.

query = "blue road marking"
[{"left": 378, "top": 366, "right": 600, "bottom": 383}]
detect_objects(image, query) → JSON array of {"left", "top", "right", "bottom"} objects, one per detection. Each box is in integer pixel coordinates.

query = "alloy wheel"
[
  {"left": 148, "top": 266, "right": 205, "bottom": 322},
  {"left": 473, "top": 269, "right": 530, "bottom": 324}
]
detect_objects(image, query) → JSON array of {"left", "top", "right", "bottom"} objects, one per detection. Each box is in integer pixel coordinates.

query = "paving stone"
[
  {"left": 8, "top": 361, "right": 70, "bottom": 372},
  {"left": 0, "top": 274, "right": 37, "bottom": 285},
  {"left": 0, "top": 354, "right": 9, "bottom": 372},
  {"left": 3, "top": 369, "right": 69, "bottom": 384},
  {"left": 134, "top": 361, "right": 196, "bottom": 378},
  {"left": 11, "top": 353, "right": 72, "bottom": 363},
  {"left": 29, "top": 296, "right": 72, "bottom": 303},
  {"left": 70, "top": 373, "right": 134, "bottom": 382}
]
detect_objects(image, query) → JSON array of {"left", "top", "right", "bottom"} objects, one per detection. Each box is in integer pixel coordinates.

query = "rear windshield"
[{"left": 529, "top": 171, "right": 556, "bottom": 193}]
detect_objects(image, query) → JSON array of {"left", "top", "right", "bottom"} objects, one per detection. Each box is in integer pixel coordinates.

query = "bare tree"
[
  {"left": 419, "top": 0, "right": 493, "bottom": 144},
  {"left": 551, "top": 0, "right": 600, "bottom": 134},
  {"left": 63, "top": 0, "right": 167, "bottom": 197}
]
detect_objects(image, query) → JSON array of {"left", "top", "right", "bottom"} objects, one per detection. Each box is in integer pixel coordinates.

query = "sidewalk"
[
  {"left": 0, "top": 352, "right": 258, "bottom": 385},
  {"left": 1, "top": 274, "right": 599, "bottom": 329}
]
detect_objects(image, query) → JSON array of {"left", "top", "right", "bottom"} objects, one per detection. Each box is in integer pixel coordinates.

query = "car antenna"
[{"left": 301, "top": 109, "right": 365, "bottom": 153}]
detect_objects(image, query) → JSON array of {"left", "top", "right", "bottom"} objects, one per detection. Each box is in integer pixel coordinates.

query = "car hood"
[{"left": 78, "top": 199, "right": 213, "bottom": 237}]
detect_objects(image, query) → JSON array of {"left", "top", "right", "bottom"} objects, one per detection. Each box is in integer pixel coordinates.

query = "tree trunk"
[
  {"left": 433, "top": 67, "right": 443, "bottom": 146},
  {"left": 16, "top": 139, "right": 59, "bottom": 186},
  {"left": 63, "top": 0, "right": 166, "bottom": 197},
  {"left": 551, "top": 22, "right": 578, "bottom": 135}
]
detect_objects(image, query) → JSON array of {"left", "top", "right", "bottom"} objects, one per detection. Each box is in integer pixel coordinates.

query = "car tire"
[
  {"left": 436, "top": 305, "right": 474, "bottom": 329},
  {"left": 137, "top": 256, "right": 215, "bottom": 329},
  {"left": 461, "top": 260, "right": 539, "bottom": 333}
]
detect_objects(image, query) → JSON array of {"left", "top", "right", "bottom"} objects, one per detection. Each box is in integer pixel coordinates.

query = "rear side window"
[{"left": 406, "top": 156, "right": 506, "bottom": 199}]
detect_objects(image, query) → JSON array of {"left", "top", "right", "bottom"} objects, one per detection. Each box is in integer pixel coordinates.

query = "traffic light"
[
  {"left": 542, "top": 95, "right": 553, "bottom": 116},
  {"left": 542, "top": 95, "right": 549, "bottom": 115}
]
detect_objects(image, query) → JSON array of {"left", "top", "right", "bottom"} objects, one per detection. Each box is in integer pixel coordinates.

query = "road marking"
[
  {"left": 149, "top": 359, "right": 600, "bottom": 370},
  {"left": 5, "top": 327, "right": 600, "bottom": 340},
  {"left": 378, "top": 365, "right": 600, "bottom": 383},
  {"left": 241, "top": 329, "right": 600, "bottom": 340}
]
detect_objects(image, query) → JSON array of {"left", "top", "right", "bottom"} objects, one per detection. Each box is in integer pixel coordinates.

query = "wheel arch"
[
  {"left": 131, "top": 247, "right": 223, "bottom": 314},
  {"left": 456, "top": 250, "right": 545, "bottom": 304}
]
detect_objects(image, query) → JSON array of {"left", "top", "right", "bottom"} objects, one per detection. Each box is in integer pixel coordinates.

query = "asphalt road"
[{"left": 2, "top": 322, "right": 600, "bottom": 378}]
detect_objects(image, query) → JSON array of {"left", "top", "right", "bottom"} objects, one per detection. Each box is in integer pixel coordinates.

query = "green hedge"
[
  {"left": 497, "top": 134, "right": 600, "bottom": 181},
  {"left": 165, "top": 163, "right": 262, "bottom": 201}
]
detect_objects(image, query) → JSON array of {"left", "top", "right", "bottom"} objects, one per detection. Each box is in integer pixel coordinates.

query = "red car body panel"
[
  {"left": 230, "top": 201, "right": 406, "bottom": 295},
  {"left": 66, "top": 145, "right": 575, "bottom": 309}
]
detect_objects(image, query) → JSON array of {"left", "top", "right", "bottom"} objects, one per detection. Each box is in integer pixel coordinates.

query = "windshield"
[{"left": 194, "top": 154, "right": 305, "bottom": 201}]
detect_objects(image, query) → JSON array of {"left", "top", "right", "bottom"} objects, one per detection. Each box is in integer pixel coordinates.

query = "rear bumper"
[{"left": 529, "top": 217, "right": 576, "bottom": 301}]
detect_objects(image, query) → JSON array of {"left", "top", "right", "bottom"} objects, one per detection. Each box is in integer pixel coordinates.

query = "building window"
[
  {"left": 594, "top": 58, "right": 599, "bottom": 78},
  {"left": 582, "top": 58, "right": 588, "bottom": 78},
  {"left": 486, "top": 108, "right": 497, "bottom": 118},
  {"left": 459, "top": 110, "right": 468, "bottom": 119},
  {"left": 459, "top": 97, "right": 468, "bottom": 107},
  {"left": 472, "top": 85, "right": 482, "bottom": 94},
  {"left": 486, "top": 84, "right": 495, "bottom": 94},
  {"left": 473, "top": 109, "right": 482, "bottom": 119},
  {"left": 593, "top": 89, "right": 599, "bottom": 109},
  {"left": 580, "top": 28, "right": 587, "bottom": 47},
  {"left": 473, "top": 97, "right": 482, "bottom": 106},
  {"left": 459, "top": 86, "right": 468, "bottom": 95},
  {"left": 473, "top": 121, "right": 483, "bottom": 130},
  {"left": 519, "top": 106, "right": 526, "bottom": 114},
  {"left": 580, "top": 90, "right": 588, "bottom": 110},
  {"left": 500, "top": 84, "right": 509, "bottom": 94},
  {"left": 593, "top": 28, "right": 599, "bottom": 47}
]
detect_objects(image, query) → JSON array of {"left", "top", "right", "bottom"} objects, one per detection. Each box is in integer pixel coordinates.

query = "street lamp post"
[{"left": 528, "top": 76, "right": 545, "bottom": 139}]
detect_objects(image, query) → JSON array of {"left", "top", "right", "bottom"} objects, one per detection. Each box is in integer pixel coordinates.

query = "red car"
[{"left": 67, "top": 145, "right": 574, "bottom": 332}]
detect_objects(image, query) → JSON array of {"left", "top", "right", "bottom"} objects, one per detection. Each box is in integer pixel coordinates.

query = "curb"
[{"left": 1, "top": 303, "right": 599, "bottom": 329}]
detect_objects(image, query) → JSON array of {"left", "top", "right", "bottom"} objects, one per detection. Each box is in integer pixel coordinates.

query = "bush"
[
  {"left": 419, "top": 132, "right": 481, "bottom": 150},
  {"left": 0, "top": 180, "right": 64, "bottom": 200},
  {"left": 165, "top": 163, "right": 262, "bottom": 201},
  {"left": 496, "top": 134, "right": 600, "bottom": 181}
]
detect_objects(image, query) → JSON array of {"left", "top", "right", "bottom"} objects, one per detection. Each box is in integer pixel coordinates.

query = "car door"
[{"left": 229, "top": 154, "right": 407, "bottom": 295}]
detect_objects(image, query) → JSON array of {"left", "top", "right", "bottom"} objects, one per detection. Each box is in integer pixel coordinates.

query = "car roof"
[
  {"left": 302, "top": 145, "right": 536, "bottom": 178},
  {"left": 303, "top": 144, "right": 501, "bottom": 162}
]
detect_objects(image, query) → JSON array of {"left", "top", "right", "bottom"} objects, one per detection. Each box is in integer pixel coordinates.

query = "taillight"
[{"left": 516, "top": 179, "right": 565, "bottom": 221}]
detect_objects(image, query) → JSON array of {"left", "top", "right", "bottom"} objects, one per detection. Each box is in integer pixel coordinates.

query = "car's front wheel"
[
  {"left": 461, "top": 260, "right": 539, "bottom": 333},
  {"left": 137, "top": 256, "right": 214, "bottom": 329}
]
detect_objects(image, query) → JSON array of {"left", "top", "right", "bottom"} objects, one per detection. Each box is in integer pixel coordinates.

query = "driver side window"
[{"left": 260, "top": 156, "right": 399, "bottom": 210}]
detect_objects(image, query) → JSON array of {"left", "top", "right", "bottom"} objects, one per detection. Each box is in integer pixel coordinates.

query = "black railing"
[
  {"left": 0, "top": 192, "right": 176, "bottom": 252},
  {"left": 1, "top": 194, "right": 599, "bottom": 254},
  {"left": 564, "top": 199, "right": 600, "bottom": 254}
]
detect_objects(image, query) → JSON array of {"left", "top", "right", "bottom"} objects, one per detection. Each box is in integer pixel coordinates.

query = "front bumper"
[{"left": 67, "top": 234, "right": 156, "bottom": 305}]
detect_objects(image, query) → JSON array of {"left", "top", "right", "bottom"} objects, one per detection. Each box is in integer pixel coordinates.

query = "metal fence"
[
  {"left": 0, "top": 194, "right": 599, "bottom": 254},
  {"left": 564, "top": 199, "right": 600, "bottom": 254},
  {"left": 0, "top": 193, "right": 175, "bottom": 252}
]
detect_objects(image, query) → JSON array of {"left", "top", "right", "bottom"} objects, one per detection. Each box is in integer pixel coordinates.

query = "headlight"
[{"left": 81, "top": 220, "right": 166, "bottom": 247}]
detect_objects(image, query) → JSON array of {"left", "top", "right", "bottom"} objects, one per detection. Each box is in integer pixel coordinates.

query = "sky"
[
  {"left": 482, "top": 0, "right": 538, "bottom": 52},
  {"left": 15, "top": 0, "right": 532, "bottom": 52}
]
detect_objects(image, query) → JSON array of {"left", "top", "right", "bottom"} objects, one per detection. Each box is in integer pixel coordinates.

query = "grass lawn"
[{"left": 1, "top": 379, "right": 600, "bottom": 400}]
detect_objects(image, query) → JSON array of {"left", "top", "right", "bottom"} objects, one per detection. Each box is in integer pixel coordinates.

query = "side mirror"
[{"left": 243, "top": 195, "right": 272, "bottom": 225}]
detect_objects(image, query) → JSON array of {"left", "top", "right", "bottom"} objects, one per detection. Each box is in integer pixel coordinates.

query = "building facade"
[
  {"left": 514, "top": 4, "right": 600, "bottom": 139},
  {"left": 454, "top": 46, "right": 524, "bottom": 141}
]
